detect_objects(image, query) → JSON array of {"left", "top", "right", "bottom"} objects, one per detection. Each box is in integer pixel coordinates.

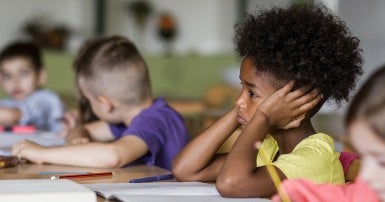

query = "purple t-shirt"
[{"left": 109, "top": 98, "right": 190, "bottom": 170}]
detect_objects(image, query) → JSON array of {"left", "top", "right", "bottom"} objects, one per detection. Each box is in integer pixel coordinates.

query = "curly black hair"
[{"left": 234, "top": 4, "right": 363, "bottom": 104}]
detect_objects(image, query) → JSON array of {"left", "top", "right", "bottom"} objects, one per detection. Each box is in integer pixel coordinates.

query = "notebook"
[
  {"left": 0, "top": 179, "right": 96, "bottom": 202},
  {"left": 0, "top": 132, "right": 65, "bottom": 148},
  {"left": 0, "top": 132, "right": 65, "bottom": 156},
  {"left": 85, "top": 182, "right": 270, "bottom": 202}
]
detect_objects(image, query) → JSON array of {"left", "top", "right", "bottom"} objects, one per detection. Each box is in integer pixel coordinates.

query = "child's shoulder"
[
  {"left": 262, "top": 133, "right": 335, "bottom": 151},
  {"left": 290, "top": 133, "right": 336, "bottom": 154},
  {"left": 27, "top": 89, "right": 63, "bottom": 106},
  {"left": 131, "top": 97, "right": 186, "bottom": 129},
  {"left": 303, "top": 133, "right": 334, "bottom": 146},
  {"left": 147, "top": 97, "right": 179, "bottom": 114},
  {"left": 30, "top": 89, "right": 60, "bottom": 98}
]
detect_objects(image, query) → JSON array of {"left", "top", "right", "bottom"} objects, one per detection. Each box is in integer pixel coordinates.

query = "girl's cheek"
[
  {"left": 359, "top": 157, "right": 377, "bottom": 183},
  {"left": 360, "top": 156, "right": 385, "bottom": 194}
]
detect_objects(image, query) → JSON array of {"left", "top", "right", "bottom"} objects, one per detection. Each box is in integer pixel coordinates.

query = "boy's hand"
[
  {"left": 62, "top": 110, "right": 79, "bottom": 130},
  {"left": 12, "top": 140, "right": 45, "bottom": 164},
  {"left": 58, "top": 110, "right": 80, "bottom": 137},
  {"left": 65, "top": 126, "right": 91, "bottom": 145},
  {"left": 257, "top": 82, "right": 323, "bottom": 130}
]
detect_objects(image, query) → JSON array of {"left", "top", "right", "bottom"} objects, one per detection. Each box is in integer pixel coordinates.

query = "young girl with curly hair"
[{"left": 172, "top": 4, "right": 363, "bottom": 198}]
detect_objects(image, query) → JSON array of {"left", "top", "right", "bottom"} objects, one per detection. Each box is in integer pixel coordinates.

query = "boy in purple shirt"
[
  {"left": 109, "top": 98, "right": 189, "bottom": 169},
  {"left": 12, "top": 36, "right": 190, "bottom": 169}
]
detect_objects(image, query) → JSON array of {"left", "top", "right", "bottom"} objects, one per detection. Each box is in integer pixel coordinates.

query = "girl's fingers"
[
  {"left": 286, "top": 86, "right": 319, "bottom": 101},
  {"left": 290, "top": 88, "right": 322, "bottom": 107},
  {"left": 283, "top": 90, "right": 322, "bottom": 122},
  {"left": 277, "top": 81, "right": 295, "bottom": 97},
  {"left": 297, "top": 93, "right": 323, "bottom": 113}
]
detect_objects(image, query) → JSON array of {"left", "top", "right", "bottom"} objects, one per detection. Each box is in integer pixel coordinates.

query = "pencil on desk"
[
  {"left": 254, "top": 141, "right": 291, "bottom": 202},
  {"left": 50, "top": 171, "right": 113, "bottom": 180}
]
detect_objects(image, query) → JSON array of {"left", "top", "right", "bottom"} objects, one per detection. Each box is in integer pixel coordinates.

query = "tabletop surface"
[{"left": 0, "top": 163, "right": 171, "bottom": 202}]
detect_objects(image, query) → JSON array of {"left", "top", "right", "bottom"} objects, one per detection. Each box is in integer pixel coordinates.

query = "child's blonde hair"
[{"left": 74, "top": 36, "right": 151, "bottom": 105}]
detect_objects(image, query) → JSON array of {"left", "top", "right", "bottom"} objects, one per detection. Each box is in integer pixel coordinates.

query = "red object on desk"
[
  {"left": 12, "top": 126, "right": 36, "bottom": 134},
  {"left": 0, "top": 125, "right": 36, "bottom": 134},
  {"left": 50, "top": 172, "right": 114, "bottom": 180}
]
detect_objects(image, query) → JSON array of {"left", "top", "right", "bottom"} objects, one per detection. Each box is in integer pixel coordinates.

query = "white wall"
[
  {"left": 106, "top": 0, "right": 238, "bottom": 55},
  {"left": 2, "top": 0, "right": 382, "bottom": 67},
  {"left": 0, "top": 0, "right": 291, "bottom": 55},
  {"left": 0, "top": 0, "right": 94, "bottom": 51},
  {"left": 338, "top": 0, "right": 385, "bottom": 81}
]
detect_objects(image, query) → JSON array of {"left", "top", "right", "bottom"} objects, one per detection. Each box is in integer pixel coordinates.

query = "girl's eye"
[{"left": 249, "top": 91, "right": 257, "bottom": 98}]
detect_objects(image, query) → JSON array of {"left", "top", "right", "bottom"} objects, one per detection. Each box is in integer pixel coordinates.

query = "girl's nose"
[{"left": 235, "top": 93, "right": 245, "bottom": 110}]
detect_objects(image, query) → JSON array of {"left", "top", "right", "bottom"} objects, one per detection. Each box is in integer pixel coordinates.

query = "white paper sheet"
[
  {"left": 0, "top": 132, "right": 65, "bottom": 156},
  {"left": 0, "top": 179, "right": 96, "bottom": 202},
  {"left": 0, "top": 132, "right": 65, "bottom": 147},
  {"left": 85, "top": 182, "right": 271, "bottom": 202}
]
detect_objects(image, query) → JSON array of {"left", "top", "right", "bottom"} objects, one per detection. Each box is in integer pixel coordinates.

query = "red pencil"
[{"left": 50, "top": 171, "right": 113, "bottom": 180}]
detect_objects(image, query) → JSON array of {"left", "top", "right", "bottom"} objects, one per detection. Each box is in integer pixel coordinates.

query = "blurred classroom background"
[{"left": 1, "top": 0, "right": 385, "bottom": 151}]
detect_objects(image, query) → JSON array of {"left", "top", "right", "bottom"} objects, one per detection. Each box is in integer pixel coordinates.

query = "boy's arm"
[
  {"left": 172, "top": 107, "right": 240, "bottom": 182},
  {"left": 12, "top": 135, "right": 148, "bottom": 168},
  {"left": 0, "top": 107, "right": 22, "bottom": 126},
  {"left": 84, "top": 121, "right": 115, "bottom": 141},
  {"left": 216, "top": 83, "right": 323, "bottom": 198},
  {"left": 66, "top": 120, "right": 115, "bottom": 144}
]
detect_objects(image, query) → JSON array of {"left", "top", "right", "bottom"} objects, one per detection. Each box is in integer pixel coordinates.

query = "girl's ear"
[
  {"left": 97, "top": 96, "right": 114, "bottom": 113},
  {"left": 38, "top": 69, "right": 47, "bottom": 86}
]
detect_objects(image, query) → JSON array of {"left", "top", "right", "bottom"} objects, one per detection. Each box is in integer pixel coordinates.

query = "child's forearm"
[
  {"left": 38, "top": 135, "right": 147, "bottom": 168},
  {"left": 65, "top": 126, "right": 91, "bottom": 144},
  {"left": 172, "top": 107, "right": 240, "bottom": 181},
  {"left": 216, "top": 110, "right": 274, "bottom": 197},
  {"left": 84, "top": 121, "right": 115, "bottom": 142},
  {"left": 221, "top": 110, "right": 270, "bottom": 173},
  {"left": 39, "top": 143, "right": 123, "bottom": 168}
]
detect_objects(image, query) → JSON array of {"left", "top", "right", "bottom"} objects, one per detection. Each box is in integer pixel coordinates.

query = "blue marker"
[{"left": 129, "top": 174, "right": 174, "bottom": 183}]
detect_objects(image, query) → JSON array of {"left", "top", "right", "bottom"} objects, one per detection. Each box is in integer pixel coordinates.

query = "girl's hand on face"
[{"left": 257, "top": 81, "right": 323, "bottom": 130}]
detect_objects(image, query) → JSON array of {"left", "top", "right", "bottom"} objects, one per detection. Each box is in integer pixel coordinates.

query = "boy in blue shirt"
[{"left": 0, "top": 41, "right": 64, "bottom": 132}]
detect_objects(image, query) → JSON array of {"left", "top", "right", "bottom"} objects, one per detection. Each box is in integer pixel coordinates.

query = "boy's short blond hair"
[{"left": 74, "top": 36, "right": 152, "bottom": 105}]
